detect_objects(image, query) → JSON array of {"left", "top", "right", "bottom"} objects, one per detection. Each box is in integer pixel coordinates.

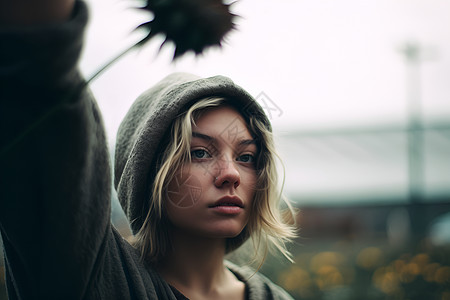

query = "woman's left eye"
[
  {"left": 191, "top": 149, "right": 211, "bottom": 159},
  {"left": 237, "top": 154, "right": 255, "bottom": 163}
]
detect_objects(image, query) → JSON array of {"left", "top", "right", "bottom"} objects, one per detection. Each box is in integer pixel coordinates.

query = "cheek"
[
  {"left": 166, "top": 172, "right": 203, "bottom": 208},
  {"left": 240, "top": 169, "right": 258, "bottom": 205},
  {"left": 242, "top": 167, "right": 257, "bottom": 189}
]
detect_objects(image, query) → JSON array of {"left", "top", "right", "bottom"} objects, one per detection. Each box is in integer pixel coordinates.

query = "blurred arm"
[
  {"left": 0, "top": 1, "right": 113, "bottom": 298},
  {"left": 0, "top": 0, "right": 75, "bottom": 26}
]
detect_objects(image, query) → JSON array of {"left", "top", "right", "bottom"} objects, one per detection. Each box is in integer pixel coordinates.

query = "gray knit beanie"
[{"left": 114, "top": 72, "right": 270, "bottom": 234}]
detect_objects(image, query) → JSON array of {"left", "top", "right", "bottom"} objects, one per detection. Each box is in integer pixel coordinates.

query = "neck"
[{"left": 156, "top": 227, "right": 229, "bottom": 294}]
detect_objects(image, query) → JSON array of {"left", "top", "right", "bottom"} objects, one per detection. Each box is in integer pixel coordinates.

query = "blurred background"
[{"left": 1, "top": 0, "right": 449, "bottom": 299}]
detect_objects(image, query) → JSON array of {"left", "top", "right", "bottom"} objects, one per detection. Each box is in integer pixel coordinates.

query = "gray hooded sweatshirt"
[{"left": 0, "top": 1, "right": 294, "bottom": 299}]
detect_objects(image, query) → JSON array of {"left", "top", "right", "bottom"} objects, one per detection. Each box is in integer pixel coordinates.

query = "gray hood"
[{"left": 114, "top": 72, "right": 270, "bottom": 233}]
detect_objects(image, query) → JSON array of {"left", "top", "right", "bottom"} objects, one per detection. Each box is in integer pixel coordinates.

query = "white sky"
[{"left": 80, "top": 0, "right": 450, "bottom": 204}]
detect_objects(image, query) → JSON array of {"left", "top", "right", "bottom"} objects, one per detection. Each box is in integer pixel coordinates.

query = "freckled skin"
[
  {"left": 167, "top": 172, "right": 202, "bottom": 208},
  {"left": 165, "top": 106, "right": 257, "bottom": 238}
]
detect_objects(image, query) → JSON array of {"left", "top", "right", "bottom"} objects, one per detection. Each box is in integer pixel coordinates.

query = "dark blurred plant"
[
  {"left": 90, "top": 0, "right": 236, "bottom": 82},
  {"left": 137, "top": 0, "right": 235, "bottom": 59}
]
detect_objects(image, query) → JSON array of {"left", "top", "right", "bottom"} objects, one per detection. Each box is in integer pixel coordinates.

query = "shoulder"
[
  {"left": 85, "top": 227, "right": 179, "bottom": 299},
  {"left": 225, "top": 261, "right": 294, "bottom": 300}
]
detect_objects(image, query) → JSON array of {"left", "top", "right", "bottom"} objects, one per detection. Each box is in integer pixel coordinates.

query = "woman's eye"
[
  {"left": 237, "top": 154, "right": 255, "bottom": 163},
  {"left": 191, "top": 149, "right": 211, "bottom": 159}
]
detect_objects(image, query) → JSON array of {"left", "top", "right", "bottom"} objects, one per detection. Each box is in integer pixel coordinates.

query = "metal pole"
[{"left": 401, "top": 41, "right": 425, "bottom": 243}]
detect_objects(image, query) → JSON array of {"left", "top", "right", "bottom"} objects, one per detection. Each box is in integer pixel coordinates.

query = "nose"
[{"left": 214, "top": 156, "right": 240, "bottom": 189}]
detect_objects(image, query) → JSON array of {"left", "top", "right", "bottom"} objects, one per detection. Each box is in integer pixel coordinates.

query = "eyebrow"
[
  {"left": 192, "top": 131, "right": 214, "bottom": 141},
  {"left": 192, "top": 131, "right": 257, "bottom": 146}
]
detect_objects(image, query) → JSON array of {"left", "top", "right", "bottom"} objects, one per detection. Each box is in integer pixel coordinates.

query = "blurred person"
[{"left": 0, "top": 0, "right": 296, "bottom": 299}]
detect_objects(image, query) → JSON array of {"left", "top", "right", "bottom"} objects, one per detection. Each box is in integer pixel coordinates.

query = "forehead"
[{"left": 193, "top": 106, "right": 252, "bottom": 138}]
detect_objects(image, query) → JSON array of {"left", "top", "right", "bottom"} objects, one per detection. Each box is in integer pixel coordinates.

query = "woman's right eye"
[{"left": 191, "top": 149, "right": 211, "bottom": 159}]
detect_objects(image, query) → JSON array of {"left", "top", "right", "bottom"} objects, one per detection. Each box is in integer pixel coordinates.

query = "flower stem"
[{"left": 86, "top": 40, "right": 140, "bottom": 84}]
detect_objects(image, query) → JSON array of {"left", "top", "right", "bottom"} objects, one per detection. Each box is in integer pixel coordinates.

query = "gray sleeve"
[{"left": 0, "top": 1, "right": 112, "bottom": 299}]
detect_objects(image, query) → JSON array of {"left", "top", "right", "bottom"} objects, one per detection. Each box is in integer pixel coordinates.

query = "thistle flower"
[{"left": 136, "top": 0, "right": 236, "bottom": 59}]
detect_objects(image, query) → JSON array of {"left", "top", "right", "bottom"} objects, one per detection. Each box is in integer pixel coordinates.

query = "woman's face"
[{"left": 165, "top": 105, "right": 257, "bottom": 239}]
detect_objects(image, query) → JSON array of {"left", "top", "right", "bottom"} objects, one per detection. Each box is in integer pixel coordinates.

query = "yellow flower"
[{"left": 356, "top": 247, "right": 384, "bottom": 270}]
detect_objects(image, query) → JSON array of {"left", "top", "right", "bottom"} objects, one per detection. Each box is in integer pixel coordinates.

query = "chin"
[{"left": 206, "top": 225, "right": 246, "bottom": 239}]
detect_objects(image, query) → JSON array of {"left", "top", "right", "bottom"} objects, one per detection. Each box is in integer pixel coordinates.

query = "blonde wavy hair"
[{"left": 133, "top": 97, "right": 297, "bottom": 267}]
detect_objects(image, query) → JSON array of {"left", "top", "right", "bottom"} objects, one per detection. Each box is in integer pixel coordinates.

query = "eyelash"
[
  {"left": 190, "top": 149, "right": 256, "bottom": 164},
  {"left": 236, "top": 154, "right": 255, "bottom": 163},
  {"left": 191, "top": 149, "right": 212, "bottom": 159}
]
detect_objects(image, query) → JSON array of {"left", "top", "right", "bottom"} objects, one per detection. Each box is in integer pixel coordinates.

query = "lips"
[{"left": 209, "top": 196, "right": 244, "bottom": 208}]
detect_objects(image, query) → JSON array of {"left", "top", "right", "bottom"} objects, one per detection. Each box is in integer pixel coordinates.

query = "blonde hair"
[{"left": 133, "top": 97, "right": 297, "bottom": 266}]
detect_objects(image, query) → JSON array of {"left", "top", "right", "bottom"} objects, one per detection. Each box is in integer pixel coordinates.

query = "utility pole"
[
  {"left": 401, "top": 42, "right": 424, "bottom": 205},
  {"left": 399, "top": 41, "right": 429, "bottom": 244}
]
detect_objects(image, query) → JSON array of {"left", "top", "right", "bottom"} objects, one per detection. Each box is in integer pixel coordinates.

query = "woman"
[
  {"left": 115, "top": 73, "right": 297, "bottom": 299},
  {"left": 0, "top": 0, "right": 296, "bottom": 299}
]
